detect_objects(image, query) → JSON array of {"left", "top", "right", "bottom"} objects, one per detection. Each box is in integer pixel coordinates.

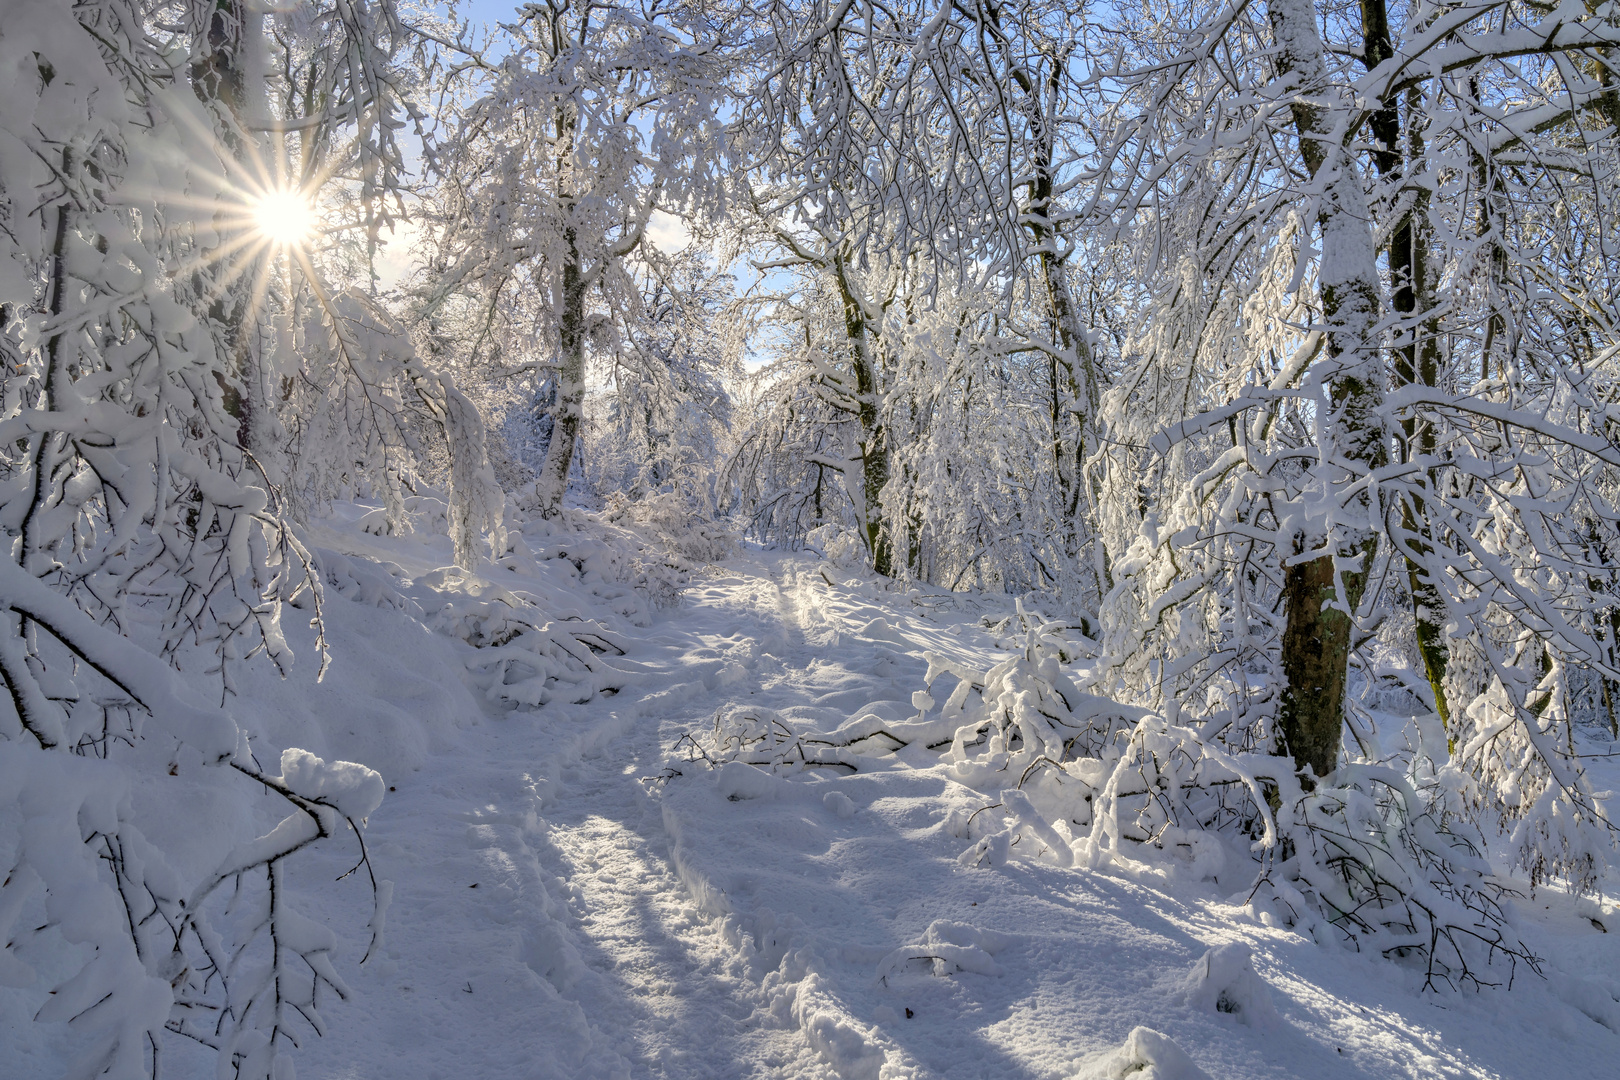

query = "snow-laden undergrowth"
[
  {"left": 9, "top": 1, "right": 1620, "bottom": 1077},
  {"left": 649, "top": 547, "right": 1620, "bottom": 1079},
  {"left": 6, "top": 501, "right": 1620, "bottom": 1079},
  {"left": 681, "top": 597, "right": 1543, "bottom": 993}
]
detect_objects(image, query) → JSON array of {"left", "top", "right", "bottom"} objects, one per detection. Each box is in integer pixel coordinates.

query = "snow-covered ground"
[{"left": 6, "top": 508, "right": 1619, "bottom": 1079}]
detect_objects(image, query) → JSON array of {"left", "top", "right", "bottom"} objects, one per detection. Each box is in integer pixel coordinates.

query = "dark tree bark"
[
  {"left": 1359, "top": 0, "right": 1452, "bottom": 733},
  {"left": 833, "top": 256, "right": 893, "bottom": 576},
  {"left": 1270, "top": 0, "right": 1389, "bottom": 784}
]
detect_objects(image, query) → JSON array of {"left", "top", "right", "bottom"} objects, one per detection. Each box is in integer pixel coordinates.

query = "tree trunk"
[
  {"left": 190, "top": 0, "right": 255, "bottom": 449},
  {"left": 1360, "top": 0, "right": 1451, "bottom": 732},
  {"left": 533, "top": 83, "right": 588, "bottom": 518},
  {"left": 1000, "top": 31, "right": 1104, "bottom": 607},
  {"left": 534, "top": 228, "right": 588, "bottom": 516},
  {"left": 1270, "top": 0, "right": 1388, "bottom": 784},
  {"left": 833, "top": 256, "right": 893, "bottom": 576},
  {"left": 973, "top": 7, "right": 1105, "bottom": 603},
  {"left": 1279, "top": 552, "right": 1355, "bottom": 778}
]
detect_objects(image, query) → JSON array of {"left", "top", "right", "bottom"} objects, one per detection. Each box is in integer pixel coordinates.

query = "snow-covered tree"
[
  {"left": 195, "top": 0, "right": 508, "bottom": 568},
  {"left": 730, "top": 1, "right": 1115, "bottom": 595},
  {"left": 419, "top": 0, "right": 732, "bottom": 517},
  {"left": 586, "top": 251, "right": 738, "bottom": 519},
  {"left": 1084, "top": 0, "right": 1620, "bottom": 897},
  {"left": 0, "top": 2, "right": 485, "bottom": 1074}
]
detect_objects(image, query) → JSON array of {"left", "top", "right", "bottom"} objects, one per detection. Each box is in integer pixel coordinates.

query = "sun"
[{"left": 252, "top": 187, "right": 316, "bottom": 247}]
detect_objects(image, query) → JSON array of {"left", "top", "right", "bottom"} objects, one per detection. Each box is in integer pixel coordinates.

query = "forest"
[{"left": 4, "top": 0, "right": 1620, "bottom": 1077}]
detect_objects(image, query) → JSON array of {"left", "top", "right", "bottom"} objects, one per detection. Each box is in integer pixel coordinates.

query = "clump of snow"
[
  {"left": 715, "top": 760, "right": 791, "bottom": 802},
  {"left": 956, "top": 787, "right": 1076, "bottom": 869},
  {"left": 278, "top": 748, "right": 386, "bottom": 820},
  {"left": 1178, "top": 942, "right": 1280, "bottom": 1029},
  {"left": 876, "top": 919, "right": 1013, "bottom": 981},
  {"left": 1074, "top": 1027, "right": 1210, "bottom": 1080},
  {"left": 824, "top": 790, "right": 857, "bottom": 818}
]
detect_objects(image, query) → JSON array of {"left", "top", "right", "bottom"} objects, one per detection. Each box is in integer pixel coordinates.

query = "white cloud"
[{"left": 647, "top": 210, "right": 691, "bottom": 253}]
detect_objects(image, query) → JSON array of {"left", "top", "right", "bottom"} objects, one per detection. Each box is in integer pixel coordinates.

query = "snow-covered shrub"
[
  {"left": 0, "top": 3, "right": 435, "bottom": 1073},
  {"left": 1266, "top": 768, "right": 1535, "bottom": 990},
  {"left": 677, "top": 705, "right": 864, "bottom": 774},
  {"left": 1051, "top": 707, "right": 1539, "bottom": 986},
  {"left": 1060, "top": 711, "right": 1539, "bottom": 986},
  {"left": 278, "top": 291, "right": 508, "bottom": 570},
  {"left": 948, "top": 616, "right": 1132, "bottom": 768},
  {"left": 806, "top": 523, "right": 868, "bottom": 569},
  {"left": 606, "top": 490, "right": 740, "bottom": 568},
  {"left": 706, "top": 591, "right": 1539, "bottom": 986},
  {"left": 527, "top": 512, "right": 698, "bottom": 616},
  {"left": 1452, "top": 661, "right": 1609, "bottom": 898},
  {"left": 444, "top": 587, "right": 634, "bottom": 710}
]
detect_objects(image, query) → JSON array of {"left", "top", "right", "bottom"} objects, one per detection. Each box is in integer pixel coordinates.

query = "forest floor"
[{"left": 8, "top": 507, "right": 1620, "bottom": 1079}]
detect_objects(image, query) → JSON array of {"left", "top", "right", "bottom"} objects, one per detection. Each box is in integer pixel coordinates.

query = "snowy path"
[
  {"left": 278, "top": 554, "right": 886, "bottom": 1080},
  {"left": 257, "top": 547, "right": 1620, "bottom": 1080}
]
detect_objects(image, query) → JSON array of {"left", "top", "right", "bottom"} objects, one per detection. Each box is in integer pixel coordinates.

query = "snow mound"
[
  {"left": 1553, "top": 974, "right": 1620, "bottom": 1033},
  {"left": 1179, "top": 942, "right": 1280, "bottom": 1029},
  {"left": 876, "top": 919, "right": 1014, "bottom": 982},
  {"left": 715, "top": 760, "right": 793, "bottom": 801},
  {"left": 1074, "top": 1026, "right": 1209, "bottom": 1080},
  {"left": 824, "top": 790, "right": 857, "bottom": 818},
  {"left": 784, "top": 971, "right": 891, "bottom": 1080}
]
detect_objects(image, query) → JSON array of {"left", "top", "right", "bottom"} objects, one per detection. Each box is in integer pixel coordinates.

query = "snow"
[
  {"left": 1073, "top": 1027, "right": 1208, "bottom": 1080},
  {"left": 10, "top": 0, "right": 1620, "bottom": 1074},
  {"left": 6, "top": 509, "right": 1620, "bottom": 1078},
  {"left": 276, "top": 749, "right": 386, "bottom": 821}
]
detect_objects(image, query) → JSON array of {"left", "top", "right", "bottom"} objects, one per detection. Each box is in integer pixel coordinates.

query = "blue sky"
[{"left": 448, "top": 0, "right": 528, "bottom": 33}]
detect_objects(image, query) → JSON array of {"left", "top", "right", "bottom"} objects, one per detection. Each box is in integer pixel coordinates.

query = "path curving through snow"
[
  {"left": 268, "top": 554, "right": 849, "bottom": 1080},
  {"left": 260, "top": 543, "right": 1620, "bottom": 1080}
]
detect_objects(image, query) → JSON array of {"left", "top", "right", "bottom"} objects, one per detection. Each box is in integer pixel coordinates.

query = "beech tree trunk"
[
  {"left": 1269, "top": 0, "right": 1389, "bottom": 784},
  {"left": 534, "top": 86, "right": 588, "bottom": 518},
  {"left": 1359, "top": 0, "right": 1451, "bottom": 732},
  {"left": 534, "top": 228, "right": 588, "bottom": 516},
  {"left": 991, "top": 16, "right": 1104, "bottom": 607},
  {"left": 833, "top": 256, "right": 893, "bottom": 576}
]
